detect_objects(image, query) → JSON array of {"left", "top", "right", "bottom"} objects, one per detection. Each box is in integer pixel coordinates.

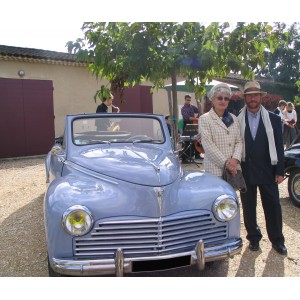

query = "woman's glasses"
[{"left": 216, "top": 96, "right": 230, "bottom": 101}]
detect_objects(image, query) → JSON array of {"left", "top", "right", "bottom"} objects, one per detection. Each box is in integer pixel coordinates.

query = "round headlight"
[
  {"left": 62, "top": 205, "right": 93, "bottom": 236},
  {"left": 213, "top": 195, "right": 238, "bottom": 222}
]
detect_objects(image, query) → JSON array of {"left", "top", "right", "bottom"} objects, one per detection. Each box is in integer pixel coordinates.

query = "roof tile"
[{"left": 0, "top": 44, "right": 78, "bottom": 62}]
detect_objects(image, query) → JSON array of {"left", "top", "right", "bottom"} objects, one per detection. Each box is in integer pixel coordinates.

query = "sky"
[{"left": 1, "top": 1, "right": 300, "bottom": 53}]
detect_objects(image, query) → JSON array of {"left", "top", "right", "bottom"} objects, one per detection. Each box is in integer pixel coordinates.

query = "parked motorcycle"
[{"left": 284, "top": 133, "right": 300, "bottom": 208}]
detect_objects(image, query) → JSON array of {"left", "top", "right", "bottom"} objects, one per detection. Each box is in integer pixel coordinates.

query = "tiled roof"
[{"left": 0, "top": 44, "right": 79, "bottom": 63}]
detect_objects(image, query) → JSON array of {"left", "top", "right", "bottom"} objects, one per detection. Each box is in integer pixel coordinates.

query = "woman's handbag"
[{"left": 222, "top": 162, "right": 247, "bottom": 193}]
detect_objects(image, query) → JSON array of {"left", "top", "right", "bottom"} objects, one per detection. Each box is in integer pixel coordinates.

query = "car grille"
[{"left": 73, "top": 211, "right": 228, "bottom": 258}]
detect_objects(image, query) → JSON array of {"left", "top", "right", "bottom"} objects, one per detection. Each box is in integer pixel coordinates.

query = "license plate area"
[{"left": 132, "top": 255, "right": 191, "bottom": 272}]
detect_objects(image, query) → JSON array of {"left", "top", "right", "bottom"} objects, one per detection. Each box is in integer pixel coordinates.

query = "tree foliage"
[
  {"left": 67, "top": 22, "right": 291, "bottom": 145},
  {"left": 260, "top": 22, "right": 300, "bottom": 84},
  {"left": 67, "top": 22, "right": 289, "bottom": 95}
]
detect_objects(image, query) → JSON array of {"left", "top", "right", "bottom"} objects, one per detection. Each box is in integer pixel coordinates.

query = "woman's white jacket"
[{"left": 199, "top": 108, "right": 243, "bottom": 177}]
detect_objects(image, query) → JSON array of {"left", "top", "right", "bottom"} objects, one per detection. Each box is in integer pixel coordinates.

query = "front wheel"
[{"left": 287, "top": 169, "right": 300, "bottom": 207}]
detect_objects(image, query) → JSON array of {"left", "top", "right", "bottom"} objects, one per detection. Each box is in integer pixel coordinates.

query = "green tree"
[
  {"left": 67, "top": 22, "right": 289, "bottom": 146},
  {"left": 259, "top": 23, "right": 300, "bottom": 105},
  {"left": 260, "top": 22, "right": 300, "bottom": 84}
]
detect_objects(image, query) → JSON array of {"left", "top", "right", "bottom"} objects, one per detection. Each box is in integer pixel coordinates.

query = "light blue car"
[{"left": 44, "top": 113, "right": 242, "bottom": 276}]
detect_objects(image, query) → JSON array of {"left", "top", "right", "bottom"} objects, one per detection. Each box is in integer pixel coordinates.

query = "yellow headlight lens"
[
  {"left": 62, "top": 205, "right": 93, "bottom": 236},
  {"left": 213, "top": 195, "right": 238, "bottom": 222}
]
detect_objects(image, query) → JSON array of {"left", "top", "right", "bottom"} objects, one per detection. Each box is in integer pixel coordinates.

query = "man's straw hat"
[{"left": 241, "top": 81, "right": 267, "bottom": 97}]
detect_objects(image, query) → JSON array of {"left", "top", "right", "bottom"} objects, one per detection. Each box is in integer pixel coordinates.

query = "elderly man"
[{"left": 238, "top": 81, "right": 287, "bottom": 255}]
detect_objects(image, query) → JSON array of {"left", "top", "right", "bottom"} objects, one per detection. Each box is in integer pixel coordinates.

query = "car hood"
[{"left": 69, "top": 144, "right": 180, "bottom": 186}]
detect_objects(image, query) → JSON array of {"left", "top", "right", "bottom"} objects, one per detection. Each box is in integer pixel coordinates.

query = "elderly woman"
[{"left": 198, "top": 83, "right": 243, "bottom": 177}]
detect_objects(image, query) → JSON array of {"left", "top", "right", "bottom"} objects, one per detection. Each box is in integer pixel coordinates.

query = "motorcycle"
[{"left": 284, "top": 133, "right": 300, "bottom": 207}]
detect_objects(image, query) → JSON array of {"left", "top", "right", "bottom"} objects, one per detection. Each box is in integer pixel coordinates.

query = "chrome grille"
[{"left": 74, "top": 211, "right": 228, "bottom": 258}]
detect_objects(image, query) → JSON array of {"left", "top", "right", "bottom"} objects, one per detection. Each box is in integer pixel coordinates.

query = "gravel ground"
[{"left": 0, "top": 157, "right": 299, "bottom": 277}]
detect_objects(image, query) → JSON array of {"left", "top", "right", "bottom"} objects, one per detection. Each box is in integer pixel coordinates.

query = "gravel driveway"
[{"left": 0, "top": 157, "right": 299, "bottom": 277}]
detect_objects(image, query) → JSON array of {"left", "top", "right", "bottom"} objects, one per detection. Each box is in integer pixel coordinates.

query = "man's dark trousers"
[
  {"left": 240, "top": 111, "right": 285, "bottom": 246},
  {"left": 240, "top": 183, "right": 284, "bottom": 245}
]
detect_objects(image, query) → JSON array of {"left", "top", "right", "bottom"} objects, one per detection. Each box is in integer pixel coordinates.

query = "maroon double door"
[{"left": 0, "top": 78, "right": 55, "bottom": 158}]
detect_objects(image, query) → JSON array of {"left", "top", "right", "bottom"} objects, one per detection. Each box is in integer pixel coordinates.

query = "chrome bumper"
[{"left": 50, "top": 238, "right": 242, "bottom": 276}]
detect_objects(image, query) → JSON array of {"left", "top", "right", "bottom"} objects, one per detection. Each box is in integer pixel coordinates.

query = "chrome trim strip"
[{"left": 50, "top": 238, "right": 242, "bottom": 276}]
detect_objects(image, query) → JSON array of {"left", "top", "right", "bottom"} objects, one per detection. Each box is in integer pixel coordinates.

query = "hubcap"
[{"left": 292, "top": 175, "right": 300, "bottom": 198}]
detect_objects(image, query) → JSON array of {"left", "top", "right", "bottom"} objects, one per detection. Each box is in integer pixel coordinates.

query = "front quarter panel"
[{"left": 170, "top": 170, "right": 240, "bottom": 238}]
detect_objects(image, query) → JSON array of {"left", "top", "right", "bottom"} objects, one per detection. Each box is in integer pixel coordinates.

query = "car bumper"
[{"left": 49, "top": 238, "right": 243, "bottom": 276}]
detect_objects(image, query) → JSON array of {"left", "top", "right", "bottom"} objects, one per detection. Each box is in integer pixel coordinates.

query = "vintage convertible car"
[
  {"left": 44, "top": 113, "right": 242, "bottom": 276},
  {"left": 284, "top": 133, "right": 300, "bottom": 207}
]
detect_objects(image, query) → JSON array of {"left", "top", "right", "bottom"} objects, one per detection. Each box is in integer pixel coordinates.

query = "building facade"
[{"left": 0, "top": 45, "right": 181, "bottom": 158}]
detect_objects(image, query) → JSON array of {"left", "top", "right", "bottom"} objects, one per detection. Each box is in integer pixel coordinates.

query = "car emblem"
[{"left": 154, "top": 187, "right": 164, "bottom": 216}]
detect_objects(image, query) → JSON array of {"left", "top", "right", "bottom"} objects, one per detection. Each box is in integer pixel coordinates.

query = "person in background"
[
  {"left": 165, "top": 115, "right": 172, "bottom": 136},
  {"left": 181, "top": 94, "right": 199, "bottom": 163},
  {"left": 273, "top": 100, "right": 287, "bottom": 134},
  {"left": 283, "top": 101, "right": 297, "bottom": 149},
  {"left": 238, "top": 81, "right": 287, "bottom": 255},
  {"left": 95, "top": 92, "right": 120, "bottom": 131},
  {"left": 96, "top": 93, "right": 120, "bottom": 113},
  {"left": 181, "top": 94, "right": 199, "bottom": 126},
  {"left": 198, "top": 83, "right": 242, "bottom": 177}
]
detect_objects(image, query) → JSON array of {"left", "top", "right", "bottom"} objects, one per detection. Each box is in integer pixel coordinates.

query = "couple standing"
[{"left": 199, "top": 81, "right": 287, "bottom": 256}]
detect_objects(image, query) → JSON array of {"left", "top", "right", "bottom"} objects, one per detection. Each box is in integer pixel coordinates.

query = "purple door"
[
  {"left": 0, "top": 78, "right": 55, "bottom": 158},
  {"left": 112, "top": 85, "right": 153, "bottom": 113}
]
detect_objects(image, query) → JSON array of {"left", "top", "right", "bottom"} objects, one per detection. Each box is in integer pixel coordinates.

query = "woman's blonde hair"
[{"left": 286, "top": 102, "right": 294, "bottom": 110}]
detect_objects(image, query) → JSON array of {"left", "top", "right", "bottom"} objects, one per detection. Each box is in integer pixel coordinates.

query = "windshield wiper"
[
  {"left": 86, "top": 140, "right": 111, "bottom": 145},
  {"left": 132, "top": 139, "right": 162, "bottom": 144}
]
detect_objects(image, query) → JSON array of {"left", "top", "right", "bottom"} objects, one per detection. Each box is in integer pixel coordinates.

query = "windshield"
[{"left": 72, "top": 116, "right": 165, "bottom": 146}]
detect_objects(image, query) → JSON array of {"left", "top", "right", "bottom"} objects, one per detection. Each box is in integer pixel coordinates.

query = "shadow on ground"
[{"left": 0, "top": 193, "right": 48, "bottom": 277}]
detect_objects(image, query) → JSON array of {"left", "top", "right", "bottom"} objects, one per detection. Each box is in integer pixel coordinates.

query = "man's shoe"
[
  {"left": 249, "top": 241, "right": 260, "bottom": 251},
  {"left": 272, "top": 244, "right": 287, "bottom": 255}
]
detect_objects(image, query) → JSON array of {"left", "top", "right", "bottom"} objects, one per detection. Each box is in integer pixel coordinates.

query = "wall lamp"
[{"left": 18, "top": 69, "right": 25, "bottom": 77}]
